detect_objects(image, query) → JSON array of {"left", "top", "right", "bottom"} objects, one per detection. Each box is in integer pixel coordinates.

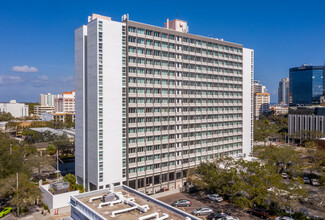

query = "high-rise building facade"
[
  {"left": 253, "top": 81, "right": 269, "bottom": 119},
  {"left": 254, "top": 93, "right": 270, "bottom": 119},
  {"left": 39, "top": 93, "right": 57, "bottom": 106},
  {"left": 289, "top": 65, "right": 325, "bottom": 106},
  {"left": 278, "top": 78, "right": 289, "bottom": 105},
  {"left": 54, "top": 90, "right": 76, "bottom": 113},
  {"left": 253, "top": 80, "right": 267, "bottom": 93},
  {"left": 75, "top": 14, "right": 254, "bottom": 192}
]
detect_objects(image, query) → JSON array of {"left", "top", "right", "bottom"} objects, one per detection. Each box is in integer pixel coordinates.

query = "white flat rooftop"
[{"left": 71, "top": 185, "right": 198, "bottom": 220}]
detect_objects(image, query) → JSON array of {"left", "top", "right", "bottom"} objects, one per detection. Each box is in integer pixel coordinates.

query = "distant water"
[{"left": 58, "top": 157, "right": 75, "bottom": 176}]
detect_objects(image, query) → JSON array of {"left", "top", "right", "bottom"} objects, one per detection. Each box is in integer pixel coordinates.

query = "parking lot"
[{"left": 158, "top": 192, "right": 260, "bottom": 220}]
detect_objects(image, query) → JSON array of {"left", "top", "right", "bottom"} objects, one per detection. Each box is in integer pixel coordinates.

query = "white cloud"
[
  {"left": 61, "top": 76, "right": 74, "bottom": 81},
  {"left": 38, "top": 75, "right": 48, "bottom": 81},
  {"left": 0, "top": 75, "right": 23, "bottom": 84},
  {"left": 11, "top": 65, "right": 38, "bottom": 73}
]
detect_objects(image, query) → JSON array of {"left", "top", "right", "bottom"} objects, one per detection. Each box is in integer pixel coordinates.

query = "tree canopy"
[
  {"left": 0, "top": 112, "right": 14, "bottom": 121},
  {"left": 0, "top": 131, "right": 54, "bottom": 214},
  {"left": 188, "top": 147, "right": 306, "bottom": 213}
]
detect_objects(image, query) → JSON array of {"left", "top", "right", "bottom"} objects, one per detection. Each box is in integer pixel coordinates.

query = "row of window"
[
  {"left": 129, "top": 68, "right": 242, "bottom": 79},
  {"left": 128, "top": 150, "right": 242, "bottom": 174},
  {"left": 128, "top": 46, "right": 242, "bottom": 60},
  {"left": 128, "top": 98, "right": 242, "bottom": 104},
  {"left": 128, "top": 106, "right": 242, "bottom": 113},
  {"left": 128, "top": 56, "right": 242, "bottom": 68},
  {"left": 128, "top": 78, "right": 242, "bottom": 89},
  {"left": 129, "top": 142, "right": 242, "bottom": 153},
  {"left": 128, "top": 115, "right": 242, "bottom": 123},
  {"left": 98, "top": 22, "right": 104, "bottom": 182},
  {"left": 129, "top": 130, "right": 241, "bottom": 139},
  {"left": 129, "top": 134, "right": 242, "bottom": 144},
  {"left": 128, "top": 26, "right": 242, "bottom": 53},
  {"left": 129, "top": 92, "right": 241, "bottom": 98},
  {"left": 129, "top": 66, "right": 242, "bottom": 75},
  {"left": 129, "top": 144, "right": 241, "bottom": 164},
  {"left": 121, "top": 25, "right": 127, "bottom": 178},
  {"left": 128, "top": 124, "right": 242, "bottom": 133}
]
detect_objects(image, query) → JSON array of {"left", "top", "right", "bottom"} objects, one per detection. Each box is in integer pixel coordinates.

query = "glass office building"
[{"left": 289, "top": 65, "right": 325, "bottom": 106}]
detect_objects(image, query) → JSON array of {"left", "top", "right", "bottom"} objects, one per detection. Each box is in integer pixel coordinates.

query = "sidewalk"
[
  {"left": 151, "top": 188, "right": 181, "bottom": 199},
  {"left": 19, "top": 210, "right": 70, "bottom": 220}
]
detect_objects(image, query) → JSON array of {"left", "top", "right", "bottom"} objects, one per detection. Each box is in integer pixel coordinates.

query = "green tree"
[
  {"left": 187, "top": 151, "right": 306, "bottom": 211},
  {"left": 26, "top": 102, "right": 39, "bottom": 115},
  {"left": 53, "top": 134, "right": 74, "bottom": 153},
  {"left": 0, "top": 131, "right": 51, "bottom": 214},
  {"left": 63, "top": 173, "right": 84, "bottom": 193},
  {"left": 0, "top": 173, "right": 41, "bottom": 214},
  {"left": 46, "top": 144, "right": 57, "bottom": 155},
  {"left": 0, "top": 112, "right": 14, "bottom": 121},
  {"left": 63, "top": 173, "right": 76, "bottom": 191}
]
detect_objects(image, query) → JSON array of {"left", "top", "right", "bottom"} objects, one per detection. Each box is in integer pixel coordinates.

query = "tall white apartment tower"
[{"left": 75, "top": 14, "right": 254, "bottom": 192}]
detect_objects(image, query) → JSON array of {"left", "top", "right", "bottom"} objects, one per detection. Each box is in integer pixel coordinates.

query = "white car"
[
  {"left": 191, "top": 207, "right": 213, "bottom": 216},
  {"left": 221, "top": 216, "right": 239, "bottom": 220},
  {"left": 275, "top": 217, "right": 294, "bottom": 220},
  {"left": 281, "top": 173, "right": 288, "bottom": 179},
  {"left": 207, "top": 194, "right": 223, "bottom": 202},
  {"left": 311, "top": 179, "right": 320, "bottom": 186}
]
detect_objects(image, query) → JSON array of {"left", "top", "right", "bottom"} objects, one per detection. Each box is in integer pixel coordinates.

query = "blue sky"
[{"left": 0, "top": 0, "right": 324, "bottom": 102}]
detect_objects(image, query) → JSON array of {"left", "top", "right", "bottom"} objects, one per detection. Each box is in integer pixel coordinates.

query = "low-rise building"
[
  {"left": 34, "top": 105, "right": 55, "bottom": 116},
  {"left": 53, "top": 112, "right": 75, "bottom": 123},
  {"left": 288, "top": 106, "right": 325, "bottom": 136},
  {"left": 70, "top": 184, "right": 198, "bottom": 220},
  {"left": 40, "top": 181, "right": 80, "bottom": 212},
  {"left": 30, "top": 127, "right": 75, "bottom": 140},
  {"left": 270, "top": 105, "right": 288, "bottom": 115},
  {"left": 41, "top": 112, "right": 54, "bottom": 121},
  {"left": 0, "top": 122, "right": 8, "bottom": 131},
  {"left": 0, "top": 100, "right": 29, "bottom": 118}
]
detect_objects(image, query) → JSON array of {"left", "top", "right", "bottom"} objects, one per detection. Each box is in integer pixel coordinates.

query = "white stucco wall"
[
  {"left": 242, "top": 48, "right": 254, "bottom": 156},
  {"left": 0, "top": 101, "right": 29, "bottom": 118},
  {"left": 75, "top": 25, "right": 87, "bottom": 187},
  {"left": 86, "top": 20, "right": 99, "bottom": 189},
  {"left": 101, "top": 20, "right": 125, "bottom": 186},
  {"left": 40, "top": 184, "right": 79, "bottom": 210}
]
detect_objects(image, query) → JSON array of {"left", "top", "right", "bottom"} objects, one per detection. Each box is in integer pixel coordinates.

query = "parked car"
[
  {"left": 207, "top": 212, "right": 229, "bottom": 220},
  {"left": 207, "top": 194, "right": 223, "bottom": 202},
  {"left": 311, "top": 179, "right": 320, "bottom": 186},
  {"left": 300, "top": 209, "right": 308, "bottom": 217},
  {"left": 303, "top": 176, "right": 310, "bottom": 184},
  {"left": 0, "top": 207, "right": 12, "bottom": 218},
  {"left": 171, "top": 199, "right": 191, "bottom": 207},
  {"left": 290, "top": 174, "right": 298, "bottom": 180},
  {"left": 192, "top": 207, "right": 214, "bottom": 216},
  {"left": 248, "top": 208, "right": 269, "bottom": 219},
  {"left": 221, "top": 216, "right": 239, "bottom": 220},
  {"left": 311, "top": 215, "right": 322, "bottom": 220},
  {"left": 275, "top": 217, "right": 294, "bottom": 220},
  {"left": 281, "top": 173, "right": 288, "bottom": 179},
  {"left": 283, "top": 207, "right": 295, "bottom": 215}
]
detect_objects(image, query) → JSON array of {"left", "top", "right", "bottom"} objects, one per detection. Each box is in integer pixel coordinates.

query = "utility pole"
[
  {"left": 16, "top": 173, "right": 19, "bottom": 216},
  {"left": 57, "top": 149, "right": 59, "bottom": 171}
]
